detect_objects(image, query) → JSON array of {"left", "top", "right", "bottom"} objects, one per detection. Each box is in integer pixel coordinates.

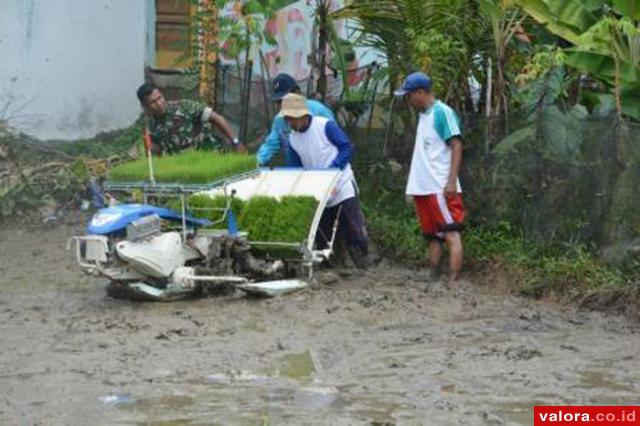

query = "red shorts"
[{"left": 414, "top": 194, "right": 465, "bottom": 240}]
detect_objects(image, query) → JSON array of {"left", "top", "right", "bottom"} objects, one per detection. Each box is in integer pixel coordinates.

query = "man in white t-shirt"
[
  {"left": 279, "top": 93, "right": 369, "bottom": 269},
  {"left": 395, "top": 72, "right": 465, "bottom": 282}
]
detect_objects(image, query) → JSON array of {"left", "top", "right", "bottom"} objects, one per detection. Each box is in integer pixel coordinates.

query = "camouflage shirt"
[{"left": 148, "top": 99, "right": 223, "bottom": 155}]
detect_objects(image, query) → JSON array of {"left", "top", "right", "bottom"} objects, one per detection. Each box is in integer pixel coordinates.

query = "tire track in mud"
[{"left": 0, "top": 225, "right": 638, "bottom": 425}]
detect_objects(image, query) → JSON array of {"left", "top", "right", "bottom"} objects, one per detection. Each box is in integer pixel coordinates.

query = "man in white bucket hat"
[
  {"left": 256, "top": 73, "right": 335, "bottom": 166},
  {"left": 280, "top": 93, "right": 369, "bottom": 268}
]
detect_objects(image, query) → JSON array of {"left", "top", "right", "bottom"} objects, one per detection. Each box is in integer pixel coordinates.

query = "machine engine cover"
[
  {"left": 87, "top": 204, "right": 211, "bottom": 235},
  {"left": 115, "top": 232, "right": 186, "bottom": 278}
]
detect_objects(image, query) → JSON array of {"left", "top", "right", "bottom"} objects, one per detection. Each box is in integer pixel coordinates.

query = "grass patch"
[
  {"left": 363, "top": 203, "right": 425, "bottom": 265},
  {"left": 356, "top": 162, "right": 629, "bottom": 301},
  {"left": 109, "top": 150, "right": 256, "bottom": 183},
  {"left": 465, "top": 223, "right": 627, "bottom": 298},
  {"left": 364, "top": 199, "right": 628, "bottom": 298}
]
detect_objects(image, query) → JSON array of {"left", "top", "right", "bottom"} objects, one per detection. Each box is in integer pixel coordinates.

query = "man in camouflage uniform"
[{"left": 136, "top": 83, "right": 244, "bottom": 155}]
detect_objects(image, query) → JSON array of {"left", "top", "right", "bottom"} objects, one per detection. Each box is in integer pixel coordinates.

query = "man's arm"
[
  {"left": 257, "top": 116, "right": 285, "bottom": 166},
  {"left": 208, "top": 110, "right": 245, "bottom": 152},
  {"left": 324, "top": 121, "right": 352, "bottom": 169},
  {"left": 445, "top": 137, "right": 462, "bottom": 196},
  {"left": 198, "top": 104, "right": 243, "bottom": 152}
]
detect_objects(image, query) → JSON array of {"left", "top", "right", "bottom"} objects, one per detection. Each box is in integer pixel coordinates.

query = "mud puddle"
[{"left": 0, "top": 225, "right": 638, "bottom": 425}]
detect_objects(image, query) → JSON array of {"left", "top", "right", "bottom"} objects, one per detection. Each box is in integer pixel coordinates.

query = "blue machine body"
[{"left": 87, "top": 204, "right": 211, "bottom": 235}]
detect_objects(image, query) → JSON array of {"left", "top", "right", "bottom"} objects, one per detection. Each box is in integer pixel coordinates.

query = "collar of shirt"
[{"left": 421, "top": 100, "right": 437, "bottom": 115}]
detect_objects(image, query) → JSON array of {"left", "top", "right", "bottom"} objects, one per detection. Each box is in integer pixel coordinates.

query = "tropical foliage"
[
  {"left": 334, "top": 0, "right": 493, "bottom": 113},
  {"left": 340, "top": 0, "right": 640, "bottom": 303},
  {"left": 515, "top": 0, "right": 640, "bottom": 120},
  {"left": 335, "top": 0, "right": 639, "bottom": 122}
]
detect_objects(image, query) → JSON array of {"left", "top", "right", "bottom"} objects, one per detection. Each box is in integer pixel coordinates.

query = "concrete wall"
[{"left": 0, "top": 0, "right": 147, "bottom": 140}]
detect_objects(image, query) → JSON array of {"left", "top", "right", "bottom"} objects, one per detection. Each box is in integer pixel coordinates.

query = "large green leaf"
[
  {"left": 515, "top": 66, "right": 567, "bottom": 113},
  {"left": 479, "top": 0, "right": 503, "bottom": 20},
  {"left": 514, "top": 0, "right": 584, "bottom": 44},
  {"left": 540, "top": 105, "right": 587, "bottom": 164},
  {"left": 496, "top": 104, "right": 589, "bottom": 163},
  {"left": 565, "top": 50, "right": 640, "bottom": 86},
  {"left": 612, "top": 0, "right": 640, "bottom": 20},
  {"left": 620, "top": 86, "right": 640, "bottom": 121},
  {"left": 576, "top": 19, "right": 619, "bottom": 53},
  {"left": 545, "top": 0, "right": 599, "bottom": 33},
  {"left": 581, "top": 91, "right": 616, "bottom": 116},
  {"left": 581, "top": 0, "right": 608, "bottom": 12},
  {"left": 494, "top": 125, "right": 536, "bottom": 157}
]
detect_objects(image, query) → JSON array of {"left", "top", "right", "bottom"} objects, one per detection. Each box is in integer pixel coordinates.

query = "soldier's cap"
[{"left": 272, "top": 73, "right": 299, "bottom": 101}]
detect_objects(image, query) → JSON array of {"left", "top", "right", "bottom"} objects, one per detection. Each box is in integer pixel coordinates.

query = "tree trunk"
[
  {"left": 316, "top": 0, "right": 329, "bottom": 101},
  {"left": 198, "top": 0, "right": 219, "bottom": 107}
]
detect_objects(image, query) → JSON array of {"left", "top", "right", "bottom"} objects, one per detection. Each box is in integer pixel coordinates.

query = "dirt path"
[{"left": 0, "top": 225, "right": 638, "bottom": 425}]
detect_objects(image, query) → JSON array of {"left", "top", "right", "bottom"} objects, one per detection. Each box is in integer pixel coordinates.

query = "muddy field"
[{"left": 0, "top": 224, "right": 638, "bottom": 426}]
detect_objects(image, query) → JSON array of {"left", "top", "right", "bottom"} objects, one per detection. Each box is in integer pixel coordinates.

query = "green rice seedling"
[
  {"left": 109, "top": 150, "right": 256, "bottom": 183},
  {"left": 165, "top": 194, "right": 244, "bottom": 229},
  {"left": 188, "top": 194, "right": 245, "bottom": 229},
  {"left": 270, "top": 196, "right": 318, "bottom": 243},
  {"left": 165, "top": 193, "right": 320, "bottom": 257},
  {"left": 239, "top": 196, "right": 279, "bottom": 242}
]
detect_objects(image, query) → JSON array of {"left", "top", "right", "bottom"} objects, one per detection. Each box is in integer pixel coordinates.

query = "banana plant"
[{"left": 515, "top": 0, "right": 640, "bottom": 120}]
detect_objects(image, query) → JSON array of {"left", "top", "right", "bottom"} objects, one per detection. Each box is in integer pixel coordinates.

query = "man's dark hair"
[{"left": 136, "top": 83, "right": 157, "bottom": 103}]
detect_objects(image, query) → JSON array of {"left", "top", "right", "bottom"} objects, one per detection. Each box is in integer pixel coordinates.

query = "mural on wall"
[
  {"left": 218, "top": 0, "right": 371, "bottom": 93},
  {"left": 263, "top": 4, "right": 314, "bottom": 80}
]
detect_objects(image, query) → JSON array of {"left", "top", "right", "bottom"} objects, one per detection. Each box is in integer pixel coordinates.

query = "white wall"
[{"left": 0, "top": 0, "right": 146, "bottom": 140}]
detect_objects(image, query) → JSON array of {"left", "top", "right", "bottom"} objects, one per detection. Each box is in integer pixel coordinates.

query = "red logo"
[{"left": 534, "top": 406, "right": 639, "bottom": 425}]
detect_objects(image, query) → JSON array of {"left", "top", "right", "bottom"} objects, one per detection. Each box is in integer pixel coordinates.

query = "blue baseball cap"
[
  {"left": 271, "top": 73, "right": 299, "bottom": 100},
  {"left": 394, "top": 72, "right": 433, "bottom": 96}
]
